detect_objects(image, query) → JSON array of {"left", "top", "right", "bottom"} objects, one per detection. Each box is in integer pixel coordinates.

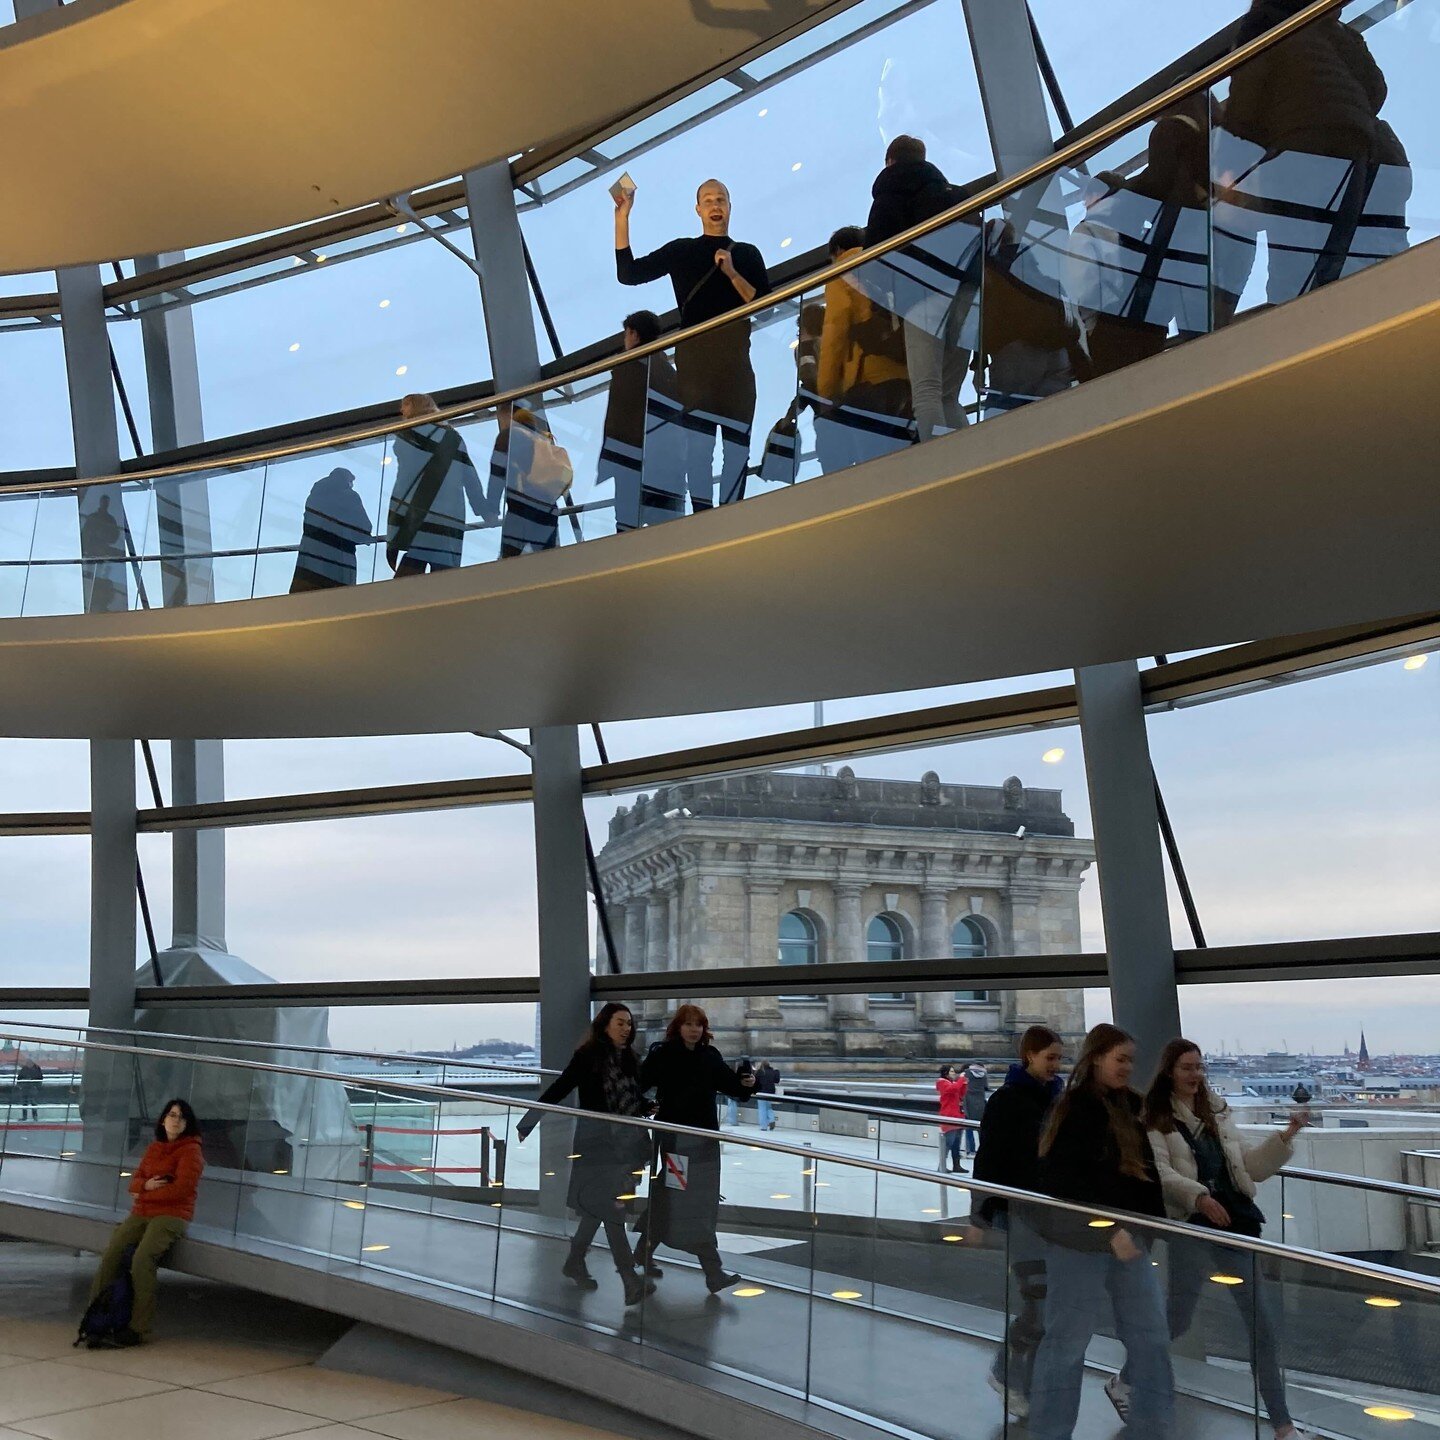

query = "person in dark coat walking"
[
  {"left": 1028, "top": 1024, "right": 1174, "bottom": 1440},
  {"left": 971, "top": 1026, "right": 1065, "bottom": 1421},
  {"left": 517, "top": 1003, "right": 657, "bottom": 1307},
  {"left": 290, "top": 467, "right": 374, "bottom": 592},
  {"left": 637, "top": 1004, "right": 754, "bottom": 1292},
  {"left": 961, "top": 1062, "right": 989, "bottom": 1155},
  {"left": 753, "top": 1058, "right": 780, "bottom": 1130},
  {"left": 615, "top": 178, "right": 771, "bottom": 511},
  {"left": 864, "top": 135, "right": 977, "bottom": 441}
]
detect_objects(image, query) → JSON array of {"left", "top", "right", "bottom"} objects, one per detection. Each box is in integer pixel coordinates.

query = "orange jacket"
[
  {"left": 817, "top": 249, "right": 909, "bottom": 402},
  {"left": 129, "top": 1134, "right": 204, "bottom": 1221}
]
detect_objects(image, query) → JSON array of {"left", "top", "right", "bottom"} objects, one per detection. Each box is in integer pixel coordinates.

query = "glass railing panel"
[
  {"left": 22, "top": 489, "right": 85, "bottom": 617},
  {"left": 633, "top": 1123, "right": 814, "bottom": 1398},
  {"left": 1212, "top": 0, "right": 1427, "bottom": 328},
  {"left": 747, "top": 293, "right": 807, "bottom": 498},
  {"left": 1267, "top": 1245, "right": 1440, "bottom": 1437},
  {"left": 252, "top": 438, "right": 389, "bottom": 599},
  {"left": 509, "top": 379, "right": 620, "bottom": 550},
  {"left": 0, "top": 492, "right": 39, "bottom": 618},
  {"left": 1274, "top": 1172, "right": 1440, "bottom": 1275},
  {"left": 328, "top": 1082, "right": 379, "bottom": 1271}
]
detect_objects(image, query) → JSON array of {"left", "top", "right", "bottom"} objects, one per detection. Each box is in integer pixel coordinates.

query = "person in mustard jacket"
[
  {"left": 84, "top": 1098, "right": 205, "bottom": 1346},
  {"left": 815, "top": 226, "right": 913, "bottom": 472}
]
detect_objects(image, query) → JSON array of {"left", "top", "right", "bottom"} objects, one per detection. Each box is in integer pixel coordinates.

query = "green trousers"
[{"left": 88, "top": 1213, "right": 187, "bottom": 1336}]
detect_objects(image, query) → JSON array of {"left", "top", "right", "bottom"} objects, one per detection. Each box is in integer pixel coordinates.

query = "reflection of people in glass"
[
  {"left": 1215, "top": 0, "right": 1409, "bottom": 321},
  {"left": 1063, "top": 109, "right": 1211, "bottom": 381},
  {"left": 517, "top": 1003, "right": 658, "bottom": 1309},
  {"left": 615, "top": 178, "right": 772, "bottom": 510},
  {"left": 386, "top": 394, "right": 490, "bottom": 577},
  {"left": 489, "top": 405, "right": 571, "bottom": 559},
  {"left": 816, "top": 225, "right": 913, "bottom": 471},
  {"left": 1028, "top": 1024, "right": 1173, "bottom": 1440},
  {"left": 864, "top": 136, "right": 975, "bottom": 441},
  {"left": 599, "top": 311, "right": 682, "bottom": 533},
  {"left": 971, "top": 1026, "right": 1065, "bottom": 1422},
  {"left": 16, "top": 1053, "right": 43, "bottom": 1121},
  {"left": 636, "top": 1004, "right": 755, "bottom": 1293},
  {"left": 1144, "top": 1040, "right": 1306, "bottom": 1440},
  {"left": 290, "top": 467, "right": 374, "bottom": 593},
  {"left": 80, "top": 493, "right": 126, "bottom": 614}
]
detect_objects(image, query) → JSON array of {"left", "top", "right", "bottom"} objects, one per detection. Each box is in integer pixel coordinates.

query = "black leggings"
[{"left": 572, "top": 1215, "right": 635, "bottom": 1271}]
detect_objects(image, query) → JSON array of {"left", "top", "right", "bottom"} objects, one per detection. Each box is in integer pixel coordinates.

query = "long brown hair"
[
  {"left": 1039, "top": 1023, "right": 1149, "bottom": 1180},
  {"left": 664, "top": 1004, "right": 713, "bottom": 1047},
  {"left": 576, "top": 1002, "right": 638, "bottom": 1075},
  {"left": 1143, "top": 1037, "right": 1222, "bottom": 1136}
]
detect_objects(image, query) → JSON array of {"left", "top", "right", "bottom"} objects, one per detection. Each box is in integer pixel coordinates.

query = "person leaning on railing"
[
  {"left": 1143, "top": 1038, "right": 1312, "bottom": 1440},
  {"left": 83, "top": 1098, "right": 205, "bottom": 1347}
]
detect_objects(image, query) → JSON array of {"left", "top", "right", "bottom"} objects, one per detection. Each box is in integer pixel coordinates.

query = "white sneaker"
[
  {"left": 1104, "top": 1373, "right": 1132, "bottom": 1423},
  {"left": 987, "top": 1368, "right": 1029, "bottom": 1420}
]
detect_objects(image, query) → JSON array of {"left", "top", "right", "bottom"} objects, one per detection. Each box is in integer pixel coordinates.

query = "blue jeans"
[
  {"left": 723, "top": 1097, "right": 738, "bottom": 1125},
  {"left": 757, "top": 1098, "right": 775, "bottom": 1129},
  {"left": 964, "top": 1125, "right": 978, "bottom": 1154},
  {"left": 1030, "top": 1243, "right": 1174, "bottom": 1440},
  {"left": 941, "top": 1131, "right": 964, "bottom": 1168}
]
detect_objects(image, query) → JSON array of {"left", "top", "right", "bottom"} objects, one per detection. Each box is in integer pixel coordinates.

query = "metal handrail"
[
  {"left": 11, "top": 1017, "right": 1440, "bottom": 1202},
  {"left": 4, "top": 1024, "right": 1438, "bottom": 1295},
  {"left": 0, "top": 0, "right": 1346, "bottom": 501}
]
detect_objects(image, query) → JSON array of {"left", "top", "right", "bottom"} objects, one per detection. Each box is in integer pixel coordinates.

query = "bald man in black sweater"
[{"left": 615, "top": 178, "right": 771, "bottom": 510}]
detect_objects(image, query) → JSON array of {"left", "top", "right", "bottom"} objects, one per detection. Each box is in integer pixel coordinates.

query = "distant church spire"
[{"left": 1357, "top": 1031, "right": 1371, "bottom": 1070}]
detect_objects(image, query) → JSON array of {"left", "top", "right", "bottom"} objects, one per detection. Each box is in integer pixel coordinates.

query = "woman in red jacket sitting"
[
  {"left": 85, "top": 1098, "right": 205, "bottom": 1346},
  {"left": 936, "top": 1064, "right": 969, "bottom": 1173}
]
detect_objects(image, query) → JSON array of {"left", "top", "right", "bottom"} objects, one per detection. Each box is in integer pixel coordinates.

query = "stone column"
[
  {"left": 828, "top": 883, "right": 869, "bottom": 1025},
  {"left": 918, "top": 885, "right": 955, "bottom": 1024},
  {"left": 744, "top": 878, "right": 783, "bottom": 1025},
  {"left": 622, "top": 900, "right": 648, "bottom": 975}
]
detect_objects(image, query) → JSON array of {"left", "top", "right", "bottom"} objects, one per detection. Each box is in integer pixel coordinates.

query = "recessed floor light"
[
  {"left": 1210, "top": 1274, "right": 1245, "bottom": 1286},
  {"left": 1365, "top": 1296, "right": 1402, "bottom": 1308},
  {"left": 941, "top": 1234, "right": 964, "bottom": 1242},
  {"left": 770, "top": 1193, "right": 792, "bottom": 1200},
  {"left": 1364, "top": 1407, "right": 1415, "bottom": 1422},
  {"left": 1087, "top": 1219, "right": 1114, "bottom": 1229},
  {"left": 362, "top": 1243, "right": 389, "bottom": 1252},
  {"left": 832, "top": 1290, "right": 862, "bottom": 1300},
  {"left": 343, "top": 1201, "right": 366, "bottom": 1211},
  {"left": 733, "top": 1286, "right": 766, "bottom": 1297}
]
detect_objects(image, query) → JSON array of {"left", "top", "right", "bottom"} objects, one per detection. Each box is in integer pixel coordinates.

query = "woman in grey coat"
[{"left": 962, "top": 1061, "right": 988, "bottom": 1155}]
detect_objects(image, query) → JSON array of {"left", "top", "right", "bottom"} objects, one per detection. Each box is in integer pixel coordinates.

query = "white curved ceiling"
[
  {"left": 0, "top": 243, "right": 1437, "bottom": 739},
  {"left": 0, "top": 0, "right": 847, "bottom": 273}
]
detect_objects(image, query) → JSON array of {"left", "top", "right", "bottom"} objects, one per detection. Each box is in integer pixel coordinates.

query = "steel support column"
[
  {"left": 1075, "top": 661, "right": 1181, "bottom": 1071},
  {"left": 960, "top": 0, "right": 1055, "bottom": 180}
]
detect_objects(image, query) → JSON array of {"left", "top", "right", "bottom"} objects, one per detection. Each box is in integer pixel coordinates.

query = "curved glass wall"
[{"left": 0, "top": 0, "right": 1427, "bottom": 620}]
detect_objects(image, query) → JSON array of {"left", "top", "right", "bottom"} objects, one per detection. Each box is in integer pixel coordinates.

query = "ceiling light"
[
  {"left": 395, "top": 365, "right": 409, "bottom": 376},
  {"left": 758, "top": 108, "right": 769, "bottom": 118},
  {"left": 379, "top": 299, "right": 391, "bottom": 309},
  {"left": 789, "top": 339, "right": 799, "bottom": 350},
  {"left": 1403, "top": 654, "right": 1427, "bottom": 671},
  {"left": 1042, "top": 747, "right": 1065, "bottom": 763},
  {"left": 831, "top": 1290, "right": 862, "bottom": 1300},
  {"left": 1209, "top": 1274, "right": 1245, "bottom": 1286},
  {"left": 733, "top": 1286, "right": 766, "bottom": 1298},
  {"left": 1365, "top": 1296, "right": 1402, "bottom": 1308},
  {"left": 791, "top": 162, "right": 803, "bottom": 172},
  {"left": 395, "top": 224, "right": 408, "bottom": 234},
  {"left": 1364, "top": 1407, "right": 1416, "bottom": 1422},
  {"left": 781, "top": 237, "right": 792, "bottom": 249},
  {"left": 316, "top": 253, "right": 328, "bottom": 263},
  {"left": 288, "top": 342, "right": 300, "bottom": 353}
]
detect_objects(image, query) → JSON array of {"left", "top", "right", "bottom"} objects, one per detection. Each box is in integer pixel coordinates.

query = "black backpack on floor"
[{"left": 74, "top": 1244, "right": 136, "bottom": 1348}]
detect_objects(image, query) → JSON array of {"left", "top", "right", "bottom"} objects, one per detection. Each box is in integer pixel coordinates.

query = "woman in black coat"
[
  {"left": 518, "top": 1003, "right": 656, "bottom": 1306},
  {"left": 637, "top": 1004, "right": 754, "bottom": 1293},
  {"left": 971, "top": 1025, "right": 1065, "bottom": 1420}
]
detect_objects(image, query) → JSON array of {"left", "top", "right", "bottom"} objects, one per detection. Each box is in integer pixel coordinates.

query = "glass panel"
[
  {"left": 1213, "top": 0, "right": 1425, "bottom": 326},
  {"left": 0, "top": 492, "right": 38, "bottom": 617}
]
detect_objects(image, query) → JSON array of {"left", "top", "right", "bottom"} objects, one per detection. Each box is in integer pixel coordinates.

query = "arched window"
[
  {"left": 779, "top": 910, "right": 820, "bottom": 1000},
  {"left": 952, "top": 915, "right": 990, "bottom": 1003},
  {"left": 779, "top": 910, "right": 819, "bottom": 967},
  {"left": 867, "top": 912, "right": 909, "bottom": 1000}
]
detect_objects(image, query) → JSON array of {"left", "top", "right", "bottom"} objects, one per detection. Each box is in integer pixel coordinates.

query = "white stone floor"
[{"left": 0, "top": 1243, "right": 630, "bottom": 1440}]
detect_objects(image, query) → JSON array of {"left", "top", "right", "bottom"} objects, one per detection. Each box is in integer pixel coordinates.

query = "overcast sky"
[{"left": 0, "top": 0, "right": 1435, "bottom": 1059}]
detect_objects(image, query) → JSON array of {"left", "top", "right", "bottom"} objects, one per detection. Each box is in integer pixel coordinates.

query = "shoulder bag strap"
[{"left": 389, "top": 427, "right": 462, "bottom": 568}]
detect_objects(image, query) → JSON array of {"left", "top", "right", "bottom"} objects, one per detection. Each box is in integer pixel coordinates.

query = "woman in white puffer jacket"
[{"left": 1143, "top": 1039, "right": 1309, "bottom": 1440}]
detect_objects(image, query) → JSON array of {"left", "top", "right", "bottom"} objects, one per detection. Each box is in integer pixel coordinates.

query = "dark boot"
[
  {"left": 705, "top": 1269, "right": 743, "bottom": 1294},
  {"left": 562, "top": 1248, "right": 599, "bottom": 1291},
  {"left": 621, "top": 1269, "right": 657, "bottom": 1307}
]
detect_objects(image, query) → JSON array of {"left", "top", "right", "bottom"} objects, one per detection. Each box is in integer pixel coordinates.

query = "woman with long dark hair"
[
  {"left": 936, "top": 1063, "right": 968, "bottom": 1173},
  {"left": 637, "top": 1003, "right": 754, "bottom": 1293},
  {"left": 1028, "top": 1024, "right": 1174, "bottom": 1440},
  {"left": 82, "top": 1098, "right": 204, "bottom": 1347},
  {"left": 518, "top": 1003, "right": 657, "bottom": 1307},
  {"left": 1144, "top": 1039, "right": 1309, "bottom": 1440}
]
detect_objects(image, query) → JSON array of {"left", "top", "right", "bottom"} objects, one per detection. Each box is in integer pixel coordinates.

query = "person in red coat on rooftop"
[
  {"left": 936, "top": 1064, "right": 969, "bottom": 1173},
  {"left": 84, "top": 1097, "right": 205, "bottom": 1346}
]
